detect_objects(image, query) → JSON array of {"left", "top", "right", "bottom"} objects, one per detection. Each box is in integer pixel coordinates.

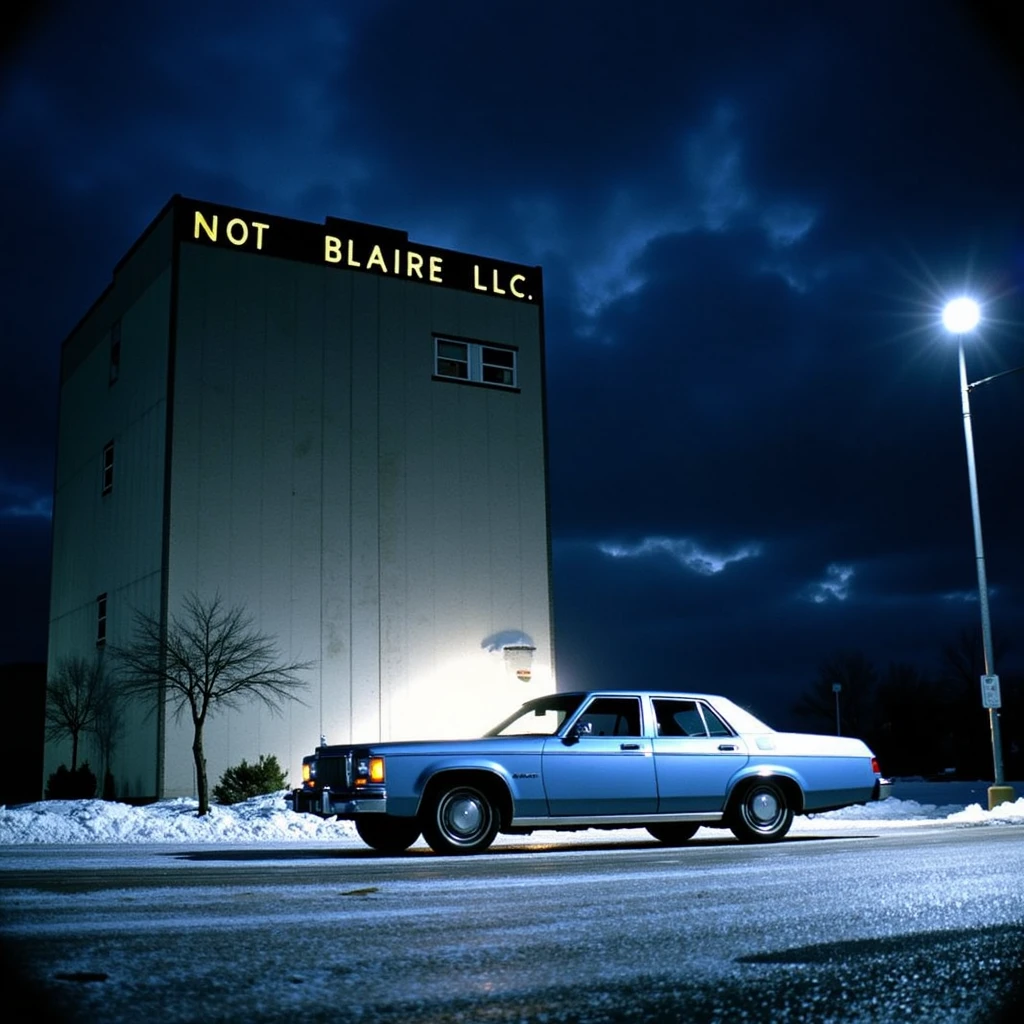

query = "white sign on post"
[{"left": 980, "top": 674, "right": 1001, "bottom": 709}]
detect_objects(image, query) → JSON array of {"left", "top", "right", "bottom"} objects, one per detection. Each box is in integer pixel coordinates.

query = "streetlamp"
[{"left": 941, "top": 297, "right": 1016, "bottom": 809}]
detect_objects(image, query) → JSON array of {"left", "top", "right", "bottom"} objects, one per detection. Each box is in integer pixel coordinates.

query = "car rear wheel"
[
  {"left": 646, "top": 822, "right": 700, "bottom": 845},
  {"left": 355, "top": 817, "right": 421, "bottom": 854},
  {"left": 421, "top": 783, "right": 499, "bottom": 855},
  {"left": 729, "top": 779, "right": 794, "bottom": 843}
]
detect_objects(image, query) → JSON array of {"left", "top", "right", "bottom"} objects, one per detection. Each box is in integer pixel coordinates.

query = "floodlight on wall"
[{"left": 502, "top": 644, "right": 537, "bottom": 681}]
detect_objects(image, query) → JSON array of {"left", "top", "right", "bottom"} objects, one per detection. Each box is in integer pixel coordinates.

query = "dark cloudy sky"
[{"left": 2, "top": 1, "right": 1023, "bottom": 718}]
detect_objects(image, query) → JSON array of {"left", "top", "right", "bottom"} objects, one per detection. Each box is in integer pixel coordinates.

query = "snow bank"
[
  {"left": 0, "top": 794, "right": 359, "bottom": 845},
  {"left": 945, "top": 798, "right": 1024, "bottom": 826},
  {"left": 1, "top": 785, "right": 1021, "bottom": 846}
]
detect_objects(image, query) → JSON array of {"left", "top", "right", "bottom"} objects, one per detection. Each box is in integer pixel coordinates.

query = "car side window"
[
  {"left": 574, "top": 697, "right": 642, "bottom": 737},
  {"left": 699, "top": 703, "right": 734, "bottom": 737},
  {"left": 653, "top": 699, "right": 708, "bottom": 737}
]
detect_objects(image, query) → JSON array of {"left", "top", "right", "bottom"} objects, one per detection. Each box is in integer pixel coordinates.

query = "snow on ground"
[{"left": 1, "top": 780, "right": 1022, "bottom": 847}]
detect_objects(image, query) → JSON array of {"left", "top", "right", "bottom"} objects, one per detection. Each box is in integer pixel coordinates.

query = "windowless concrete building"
[{"left": 46, "top": 196, "right": 553, "bottom": 800}]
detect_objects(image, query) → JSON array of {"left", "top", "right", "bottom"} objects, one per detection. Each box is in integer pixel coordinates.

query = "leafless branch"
[
  {"left": 110, "top": 592, "right": 313, "bottom": 815},
  {"left": 45, "top": 655, "right": 107, "bottom": 771}
]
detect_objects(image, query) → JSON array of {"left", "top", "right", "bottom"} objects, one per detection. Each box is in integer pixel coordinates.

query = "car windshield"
[{"left": 484, "top": 694, "right": 587, "bottom": 737}]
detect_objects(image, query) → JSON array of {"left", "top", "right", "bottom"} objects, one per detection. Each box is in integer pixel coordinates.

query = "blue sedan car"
[{"left": 286, "top": 690, "right": 891, "bottom": 855}]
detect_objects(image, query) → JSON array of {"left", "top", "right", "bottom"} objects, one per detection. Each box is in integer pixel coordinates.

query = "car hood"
[{"left": 319, "top": 736, "right": 550, "bottom": 757}]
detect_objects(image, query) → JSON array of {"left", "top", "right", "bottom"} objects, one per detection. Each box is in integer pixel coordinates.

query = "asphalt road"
[{"left": 1, "top": 825, "right": 1023, "bottom": 1023}]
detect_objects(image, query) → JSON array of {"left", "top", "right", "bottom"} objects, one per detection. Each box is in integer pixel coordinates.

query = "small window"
[
  {"left": 96, "top": 593, "right": 107, "bottom": 646},
  {"left": 102, "top": 441, "right": 114, "bottom": 496},
  {"left": 436, "top": 339, "right": 469, "bottom": 380},
  {"left": 434, "top": 336, "right": 517, "bottom": 389},
  {"left": 109, "top": 319, "right": 121, "bottom": 386},
  {"left": 481, "top": 346, "right": 516, "bottom": 386}
]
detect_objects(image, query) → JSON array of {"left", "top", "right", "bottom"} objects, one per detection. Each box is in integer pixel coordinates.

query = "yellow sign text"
[{"left": 194, "top": 212, "right": 269, "bottom": 250}]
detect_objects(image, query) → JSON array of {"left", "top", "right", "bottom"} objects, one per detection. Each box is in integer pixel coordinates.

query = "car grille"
[{"left": 315, "top": 754, "right": 351, "bottom": 791}]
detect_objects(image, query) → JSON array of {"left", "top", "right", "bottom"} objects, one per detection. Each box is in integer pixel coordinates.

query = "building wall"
[
  {"left": 162, "top": 242, "right": 552, "bottom": 796},
  {"left": 45, "top": 213, "right": 174, "bottom": 797}
]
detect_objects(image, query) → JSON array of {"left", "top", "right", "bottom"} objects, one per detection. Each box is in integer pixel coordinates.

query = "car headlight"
[
  {"left": 302, "top": 759, "right": 317, "bottom": 787},
  {"left": 355, "top": 756, "right": 385, "bottom": 786}
]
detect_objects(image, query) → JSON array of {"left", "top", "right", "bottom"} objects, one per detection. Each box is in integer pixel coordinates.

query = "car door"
[
  {"left": 651, "top": 698, "right": 749, "bottom": 812},
  {"left": 541, "top": 696, "right": 658, "bottom": 816}
]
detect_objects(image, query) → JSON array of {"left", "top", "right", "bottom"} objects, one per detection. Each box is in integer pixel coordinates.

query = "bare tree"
[
  {"left": 113, "top": 593, "right": 312, "bottom": 815},
  {"left": 92, "top": 672, "right": 124, "bottom": 798},
  {"left": 941, "top": 627, "right": 1009, "bottom": 693},
  {"left": 793, "top": 651, "right": 879, "bottom": 738},
  {"left": 938, "top": 627, "right": 1012, "bottom": 778},
  {"left": 45, "top": 655, "right": 105, "bottom": 771}
]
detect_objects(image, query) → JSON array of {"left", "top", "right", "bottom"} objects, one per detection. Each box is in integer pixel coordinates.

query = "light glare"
[{"left": 942, "top": 297, "right": 981, "bottom": 334}]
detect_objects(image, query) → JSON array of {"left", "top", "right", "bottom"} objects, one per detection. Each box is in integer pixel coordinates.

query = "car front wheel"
[
  {"left": 646, "top": 823, "right": 700, "bottom": 845},
  {"left": 422, "top": 783, "right": 500, "bottom": 855},
  {"left": 729, "top": 780, "right": 794, "bottom": 843},
  {"left": 355, "top": 817, "right": 421, "bottom": 854}
]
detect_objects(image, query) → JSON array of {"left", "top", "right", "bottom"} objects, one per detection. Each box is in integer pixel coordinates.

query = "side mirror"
[{"left": 561, "top": 721, "right": 591, "bottom": 746}]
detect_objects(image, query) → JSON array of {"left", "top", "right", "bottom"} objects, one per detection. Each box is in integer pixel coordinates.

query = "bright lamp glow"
[{"left": 942, "top": 297, "right": 981, "bottom": 334}]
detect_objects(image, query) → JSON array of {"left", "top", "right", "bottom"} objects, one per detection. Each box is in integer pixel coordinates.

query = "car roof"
[
  {"left": 552, "top": 690, "right": 722, "bottom": 700},
  {"left": 535, "top": 691, "right": 774, "bottom": 733}
]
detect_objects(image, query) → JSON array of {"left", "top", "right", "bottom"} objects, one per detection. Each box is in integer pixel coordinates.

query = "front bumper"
[
  {"left": 873, "top": 777, "right": 893, "bottom": 801},
  {"left": 286, "top": 788, "right": 388, "bottom": 818}
]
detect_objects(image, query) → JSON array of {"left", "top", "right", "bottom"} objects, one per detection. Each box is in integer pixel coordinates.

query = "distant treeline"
[{"left": 791, "top": 631, "right": 1022, "bottom": 779}]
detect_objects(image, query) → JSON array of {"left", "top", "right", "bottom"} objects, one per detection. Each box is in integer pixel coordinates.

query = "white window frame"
[
  {"left": 96, "top": 593, "right": 107, "bottom": 646},
  {"left": 109, "top": 319, "right": 121, "bottom": 386},
  {"left": 102, "top": 441, "right": 114, "bottom": 496},
  {"left": 434, "top": 336, "right": 518, "bottom": 389}
]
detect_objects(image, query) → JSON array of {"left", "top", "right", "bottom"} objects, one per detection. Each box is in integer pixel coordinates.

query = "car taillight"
[{"left": 871, "top": 757, "right": 881, "bottom": 774}]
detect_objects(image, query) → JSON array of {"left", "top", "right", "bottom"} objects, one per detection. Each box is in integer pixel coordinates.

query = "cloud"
[
  {"left": 571, "top": 102, "right": 814, "bottom": 324},
  {"left": 760, "top": 203, "right": 817, "bottom": 248},
  {"left": 0, "top": 480, "right": 52, "bottom": 521},
  {"left": 1, "top": 0, "right": 1022, "bottom": 686},
  {"left": 804, "top": 564, "right": 855, "bottom": 604},
  {"left": 598, "top": 536, "right": 762, "bottom": 576},
  {"left": 685, "top": 102, "right": 751, "bottom": 232},
  {"left": 941, "top": 589, "right": 1003, "bottom": 604}
]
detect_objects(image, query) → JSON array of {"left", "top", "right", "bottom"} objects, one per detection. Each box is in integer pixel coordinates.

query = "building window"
[
  {"left": 96, "top": 593, "right": 107, "bottom": 646},
  {"left": 102, "top": 441, "right": 114, "bottom": 495},
  {"left": 434, "top": 336, "right": 517, "bottom": 389},
  {"left": 436, "top": 339, "right": 469, "bottom": 380},
  {"left": 481, "top": 346, "right": 515, "bottom": 387},
  {"left": 109, "top": 319, "right": 121, "bottom": 386}
]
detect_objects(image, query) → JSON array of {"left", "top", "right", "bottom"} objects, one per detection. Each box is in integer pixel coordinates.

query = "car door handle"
[
  {"left": 718, "top": 744, "right": 737, "bottom": 751},
  {"left": 620, "top": 743, "right": 641, "bottom": 750}
]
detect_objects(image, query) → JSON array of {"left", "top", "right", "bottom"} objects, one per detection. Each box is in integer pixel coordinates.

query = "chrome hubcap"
[
  {"left": 750, "top": 790, "right": 779, "bottom": 824},
  {"left": 444, "top": 794, "right": 484, "bottom": 838}
]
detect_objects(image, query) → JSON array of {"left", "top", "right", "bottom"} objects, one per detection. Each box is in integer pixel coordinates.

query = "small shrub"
[
  {"left": 213, "top": 754, "right": 288, "bottom": 805},
  {"left": 46, "top": 762, "right": 97, "bottom": 800}
]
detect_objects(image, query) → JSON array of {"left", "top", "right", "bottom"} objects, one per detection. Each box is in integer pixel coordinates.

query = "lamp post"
[{"left": 941, "top": 297, "right": 1015, "bottom": 809}]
